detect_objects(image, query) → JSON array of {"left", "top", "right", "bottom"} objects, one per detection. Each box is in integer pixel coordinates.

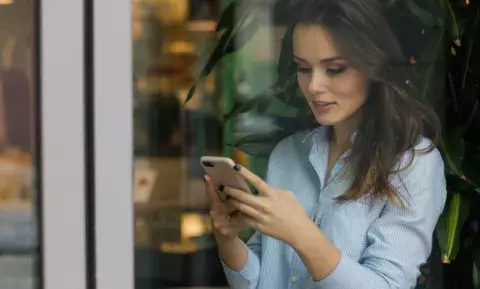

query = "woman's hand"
[
  {"left": 221, "top": 165, "right": 312, "bottom": 246},
  {"left": 205, "top": 175, "right": 248, "bottom": 240}
]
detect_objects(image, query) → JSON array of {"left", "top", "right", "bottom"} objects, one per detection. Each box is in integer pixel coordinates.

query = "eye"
[
  {"left": 295, "top": 64, "right": 312, "bottom": 74},
  {"left": 325, "top": 65, "right": 347, "bottom": 76}
]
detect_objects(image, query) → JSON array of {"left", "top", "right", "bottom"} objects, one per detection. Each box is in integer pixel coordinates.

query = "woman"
[{"left": 205, "top": 0, "right": 446, "bottom": 288}]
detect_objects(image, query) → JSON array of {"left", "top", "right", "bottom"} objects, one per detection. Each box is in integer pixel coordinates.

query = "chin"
[{"left": 314, "top": 115, "right": 341, "bottom": 126}]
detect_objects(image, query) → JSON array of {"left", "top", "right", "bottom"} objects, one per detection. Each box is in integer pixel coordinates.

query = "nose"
[{"left": 308, "top": 69, "right": 329, "bottom": 95}]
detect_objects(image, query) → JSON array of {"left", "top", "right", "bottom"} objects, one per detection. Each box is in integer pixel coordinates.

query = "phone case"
[{"left": 200, "top": 156, "right": 251, "bottom": 193}]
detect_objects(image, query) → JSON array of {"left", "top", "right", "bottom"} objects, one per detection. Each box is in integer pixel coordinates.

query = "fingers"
[
  {"left": 227, "top": 198, "right": 263, "bottom": 221},
  {"left": 204, "top": 175, "right": 222, "bottom": 204},
  {"left": 228, "top": 213, "right": 246, "bottom": 227},
  {"left": 222, "top": 186, "right": 264, "bottom": 210},
  {"left": 210, "top": 210, "right": 247, "bottom": 236},
  {"left": 242, "top": 215, "right": 258, "bottom": 229},
  {"left": 233, "top": 164, "right": 271, "bottom": 196}
]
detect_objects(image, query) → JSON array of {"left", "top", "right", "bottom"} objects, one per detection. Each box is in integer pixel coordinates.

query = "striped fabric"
[{"left": 222, "top": 126, "right": 446, "bottom": 289}]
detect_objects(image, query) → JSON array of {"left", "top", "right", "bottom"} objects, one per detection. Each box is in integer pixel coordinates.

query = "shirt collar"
[{"left": 305, "top": 126, "right": 356, "bottom": 160}]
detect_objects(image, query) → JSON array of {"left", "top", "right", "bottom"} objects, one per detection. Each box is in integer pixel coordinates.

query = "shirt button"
[{"left": 291, "top": 276, "right": 297, "bottom": 283}]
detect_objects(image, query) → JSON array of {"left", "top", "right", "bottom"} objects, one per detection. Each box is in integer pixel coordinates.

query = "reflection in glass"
[
  {"left": 130, "top": 0, "right": 480, "bottom": 289},
  {"left": 0, "top": 0, "right": 38, "bottom": 288},
  {"left": 133, "top": 0, "right": 233, "bottom": 287}
]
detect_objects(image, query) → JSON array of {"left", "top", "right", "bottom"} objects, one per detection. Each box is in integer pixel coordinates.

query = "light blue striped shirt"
[{"left": 222, "top": 126, "right": 447, "bottom": 289}]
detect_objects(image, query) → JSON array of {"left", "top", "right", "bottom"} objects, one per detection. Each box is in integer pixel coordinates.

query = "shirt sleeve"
[
  {"left": 314, "top": 140, "right": 447, "bottom": 289},
  {"left": 221, "top": 138, "right": 289, "bottom": 288},
  {"left": 221, "top": 231, "right": 262, "bottom": 289}
]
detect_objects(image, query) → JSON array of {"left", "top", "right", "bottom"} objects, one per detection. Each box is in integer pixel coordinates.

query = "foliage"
[{"left": 185, "top": 0, "right": 480, "bottom": 288}]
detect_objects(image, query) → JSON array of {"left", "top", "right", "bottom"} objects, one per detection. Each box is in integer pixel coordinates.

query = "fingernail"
[
  {"left": 226, "top": 195, "right": 231, "bottom": 201},
  {"left": 218, "top": 185, "right": 224, "bottom": 191},
  {"left": 233, "top": 164, "right": 241, "bottom": 171}
]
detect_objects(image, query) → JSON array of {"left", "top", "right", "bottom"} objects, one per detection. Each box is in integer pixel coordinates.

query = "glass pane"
[
  {"left": 132, "top": 0, "right": 474, "bottom": 289},
  {"left": 133, "top": 0, "right": 234, "bottom": 287},
  {"left": 0, "top": 0, "right": 39, "bottom": 289}
]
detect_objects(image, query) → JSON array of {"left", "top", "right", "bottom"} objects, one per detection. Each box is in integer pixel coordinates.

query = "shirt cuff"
[
  {"left": 313, "top": 253, "right": 364, "bottom": 289},
  {"left": 221, "top": 242, "right": 260, "bottom": 286}
]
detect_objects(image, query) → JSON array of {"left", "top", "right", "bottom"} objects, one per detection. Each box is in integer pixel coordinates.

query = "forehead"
[{"left": 292, "top": 25, "right": 341, "bottom": 60}]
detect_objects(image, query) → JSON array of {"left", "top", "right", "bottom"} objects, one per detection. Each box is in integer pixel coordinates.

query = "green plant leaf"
[
  {"left": 461, "top": 9, "right": 480, "bottom": 91},
  {"left": 227, "top": 16, "right": 261, "bottom": 54},
  {"left": 405, "top": 1, "right": 442, "bottom": 27},
  {"left": 223, "top": 95, "right": 273, "bottom": 121},
  {"left": 216, "top": 1, "right": 238, "bottom": 32},
  {"left": 462, "top": 144, "right": 480, "bottom": 189},
  {"left": 183, "top": 30, "right": 238, "bottom": 105},
  {"left": 437, "top": 192, "right": 470, "bottom": 263},
  {"left": 473, "top": 244, "right": 480, "bottom": 289},
  {"left": 440, "top": 130, "right": 465, "bottom": 177},
  {"left": 274, "top": 115, "right": 316, "bottom": 133},
  {"left": 446, "top": 175, "right": 476, "bottom": 193},
  {"left": 442, "top": 0, "right": 461, "bottom": 44},
  {"left": 277, "top": 24, "right": 295, "bottom": 77},
  {"left": 184, "top": 2, "right": 263, "bottom": 105},
  {"left": 462, "top": 88, "right": 479, "bottom": 133},
  {"left": 417, "top": 28, "right": 447, "bottom": 103},
  {"left": 232, "top": 130, "right": 293, "bottom": 156},
  {"left": 217, "top": 1, "right": 264, "bottom": 58}
]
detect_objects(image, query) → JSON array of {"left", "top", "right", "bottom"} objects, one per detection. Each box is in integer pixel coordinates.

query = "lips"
[
  {"left": 313, "top": 101, "right": 335, "bottom": 106},
  {"left": 312, "top": 101, "right": 336, "bottom": 113}
]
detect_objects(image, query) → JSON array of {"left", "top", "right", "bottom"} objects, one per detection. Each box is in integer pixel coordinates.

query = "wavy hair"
[{"left": 280, "top": 0, "right": 441, "bottom": 204}]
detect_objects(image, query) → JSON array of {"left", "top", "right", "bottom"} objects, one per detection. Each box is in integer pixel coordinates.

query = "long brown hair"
[{"left": 290, "top": 0, "right": 441, "bottom": 204}]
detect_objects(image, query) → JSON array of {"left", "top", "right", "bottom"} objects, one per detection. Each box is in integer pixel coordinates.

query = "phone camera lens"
[{"left": 202, "top": 161, "right": 214, "bottom": 167}]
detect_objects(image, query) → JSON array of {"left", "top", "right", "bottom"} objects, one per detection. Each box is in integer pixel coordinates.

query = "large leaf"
[
  {"left": 223, "top": 95, "right": 274, "bottom": 121},
  {"left": 231, "top": 130, "right": 293, "bottom": 156},
  {"left": 462, "top": 144, "right": 480, "bottom": 189},
  {"left": 405, "top": 1, "right": 442, "bottom": 27},
  {"left": 446, "top": 175, "right": 477, "bottom": 194},
  {"left": 461, "top": 8, "right": 480, "bottom": 91},
  {"left": 474, "top": 247, "right": 480, "bottom": 289},
  {"left": 410, "top": 11, "right": 448, "bottom": 104},
  {"left": 184, "top": 24, "right": 258, "bottom": 104},
  {"left": 226, "top": 16, "right": 262, "bottom": 54},
  {"left": 215, "top": 1, "right": 238, "bottom": 32},
  {"left": 461, "top": 86, "right": 480, "bottom": 134},
  {"left": 276, "top": 23, "right": 295, "bottom": 77},
  {"left": 442, "top": 0, "right": 461, "bottom": 44},
  {"left": 441, "top": 131, "right": 480, "bottom": 189},
  {"left": 437, "top": 192, "right": 470, "bottom": 263},
  {"left": 440, "top": 130, "right": 466, "bottom": 177},
  {"left": 273, "top": 115, "right": 316, "bottom": 133},
  {"left": 184, "top": 1, "right": 265, "bottom": 105}
]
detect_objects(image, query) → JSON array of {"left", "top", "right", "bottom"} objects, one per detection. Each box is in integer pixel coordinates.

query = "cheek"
[
  {"left": 297, "top": 74, "right": 311, "bottom": 97},
  {"left": 332, "top": 75, "right": 368, "bottom": 109}
]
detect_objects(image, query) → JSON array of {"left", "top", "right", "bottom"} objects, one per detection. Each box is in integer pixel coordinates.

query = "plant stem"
[
  {"left": 443, "top": 0, "right": 461, "bottom": 42},
  {"left": 421, "top": 30, "right": 445, "bottom": 100},
  {"left": 461, "top": 8, "right": 480, "bottom": 90},
  {"left": 447, "top": 72, "right": 458, "bottom": 113}
]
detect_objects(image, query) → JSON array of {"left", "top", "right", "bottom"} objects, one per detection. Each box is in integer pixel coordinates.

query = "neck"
[
  {"left": 331, "top": 109, "right": 362, "bottom": 150},
  {"left": 331, "top": 117, "right": 357, "bottom": 152},
  {"left": 332, "top": 124, "right": 350, "bottom": 147}
]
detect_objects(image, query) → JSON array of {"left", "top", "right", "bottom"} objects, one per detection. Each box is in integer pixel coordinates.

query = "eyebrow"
[{"left": 294, "top": 55, "right": 344, "bottom": 64}]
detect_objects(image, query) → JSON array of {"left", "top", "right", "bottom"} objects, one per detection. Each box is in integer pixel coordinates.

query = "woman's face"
[{"left": 293, "top": 25, "right": 368, "bottom": 127}]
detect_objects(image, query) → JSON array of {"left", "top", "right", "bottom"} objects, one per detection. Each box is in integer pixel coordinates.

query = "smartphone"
[{"left": 200, "top": 156, "right": 251, "bottom": 195}]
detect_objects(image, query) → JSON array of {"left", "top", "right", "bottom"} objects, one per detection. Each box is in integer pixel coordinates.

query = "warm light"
[
  {"left": 0, "top": 0, "right": 14, "bottom": 4},
  {"left": 152, "top": 0, "right": 188, "bottom": 24},
  {"left": 187, "top": 20, "right": 216, "bottom": 32},
  {"left": 181, "top": 213, "right": 211, "bottom": 239},
  {"left": 165, "top": 41, "right": 194, "bottom": 54}
]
